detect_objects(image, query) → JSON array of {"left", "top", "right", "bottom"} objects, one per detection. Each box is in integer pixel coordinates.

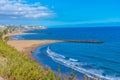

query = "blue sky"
[{"left": 0, "top": 0, "right": 120, "bottom": 27}]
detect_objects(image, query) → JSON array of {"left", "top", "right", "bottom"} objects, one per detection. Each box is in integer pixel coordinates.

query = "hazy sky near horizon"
[{"left": 0, "top": 0, "right": 120, "bottom": 27}]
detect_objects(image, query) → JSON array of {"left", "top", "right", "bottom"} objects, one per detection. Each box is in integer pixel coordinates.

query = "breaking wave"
[{"left": 46, "top": 46, "right": 120, "bottom": 80}]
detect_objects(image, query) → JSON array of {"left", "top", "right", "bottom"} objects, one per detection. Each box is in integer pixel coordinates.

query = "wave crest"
[{"left": 46, "top": 46, "right": 120, "bottom": 80}]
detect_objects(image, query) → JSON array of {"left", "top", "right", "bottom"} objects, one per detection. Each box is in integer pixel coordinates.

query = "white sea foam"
[
  {"left": 47, "top": 47, "right": 65, "bottom": 59},
  {"left": 46, "top": 46, "right": 120, "bottom": 80},
  {"left": 69, "top": 58, "right": 78, "bottom": 62}
]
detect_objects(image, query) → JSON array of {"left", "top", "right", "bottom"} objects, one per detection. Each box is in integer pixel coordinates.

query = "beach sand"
[
  {"left": 7, "top": 40, "right": 61, "bottom": 60},
  {"left": 5, "top": 31, "right": 62, "bottom": 61},
  {"left": 4, "top": 32, "right": 23, "bottom": 37}
]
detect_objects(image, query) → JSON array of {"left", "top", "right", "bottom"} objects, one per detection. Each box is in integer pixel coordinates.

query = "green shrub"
[{"left": 0, "top": 40, "right": 57, "bottom": 80}]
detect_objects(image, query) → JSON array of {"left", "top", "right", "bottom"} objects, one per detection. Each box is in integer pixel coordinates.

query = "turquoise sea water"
[{"left": 11, "top": 26, "right": 120, "bottom": 80}]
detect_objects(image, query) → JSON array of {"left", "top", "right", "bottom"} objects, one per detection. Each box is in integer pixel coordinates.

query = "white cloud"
[{"left": 0, "top": 0, "right": 54, "bottom": 19}]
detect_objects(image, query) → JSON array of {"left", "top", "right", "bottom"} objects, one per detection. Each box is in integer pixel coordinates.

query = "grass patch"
[{"left": 0, "top": 40, "right": 59, "bottom": 80}]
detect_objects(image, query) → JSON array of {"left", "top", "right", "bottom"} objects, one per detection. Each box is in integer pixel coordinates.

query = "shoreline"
[
  {"left": 4, "top": 31, "right": 24, "bottom": 37},
  {"left": 6, "top": 31, "right": 62, "bottom": 61},
  {"left": 7, "top": 40, "right": 61, "bottom": 61},
  {"left": 6, "top": 31, "right": 103, "bottom": 61}
]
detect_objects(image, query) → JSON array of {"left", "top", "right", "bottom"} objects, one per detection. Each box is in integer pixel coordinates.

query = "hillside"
[{"left": 0, "top": 40, "right": 61, "bottom": 80}]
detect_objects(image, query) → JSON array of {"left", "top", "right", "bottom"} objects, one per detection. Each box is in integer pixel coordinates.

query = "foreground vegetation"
[
  {"left": 0, "top": 40, "right": 55, "bottom": 80},
  {"left": 0, "top": 28, "right": 76, "bottom": 80},
  {"left": 0, "top": 41, "right": 100, "bottom": 80}
]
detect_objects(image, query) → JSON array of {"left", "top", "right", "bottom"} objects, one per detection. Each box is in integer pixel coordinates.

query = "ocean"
[{"left": 11, "top": 26, "right": 120, "bottom": 80}]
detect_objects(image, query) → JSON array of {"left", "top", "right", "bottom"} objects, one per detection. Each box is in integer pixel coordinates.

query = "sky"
[{"left": 0, "top": 0, "right": 120, "bottom": 27}]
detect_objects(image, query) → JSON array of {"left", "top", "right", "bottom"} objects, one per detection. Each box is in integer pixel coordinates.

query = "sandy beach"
[
  {"left": 7, "top": 40, "right": 61, "bottom": 60},
  {"left": 6, "top": 32, "right": 102, "bottom": 61},
  {"left": 4, "top": 32, "right": 23, "bottom": 37},
  {"left": 5, "top": 32, "right": 61, "bottom": 61}
]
